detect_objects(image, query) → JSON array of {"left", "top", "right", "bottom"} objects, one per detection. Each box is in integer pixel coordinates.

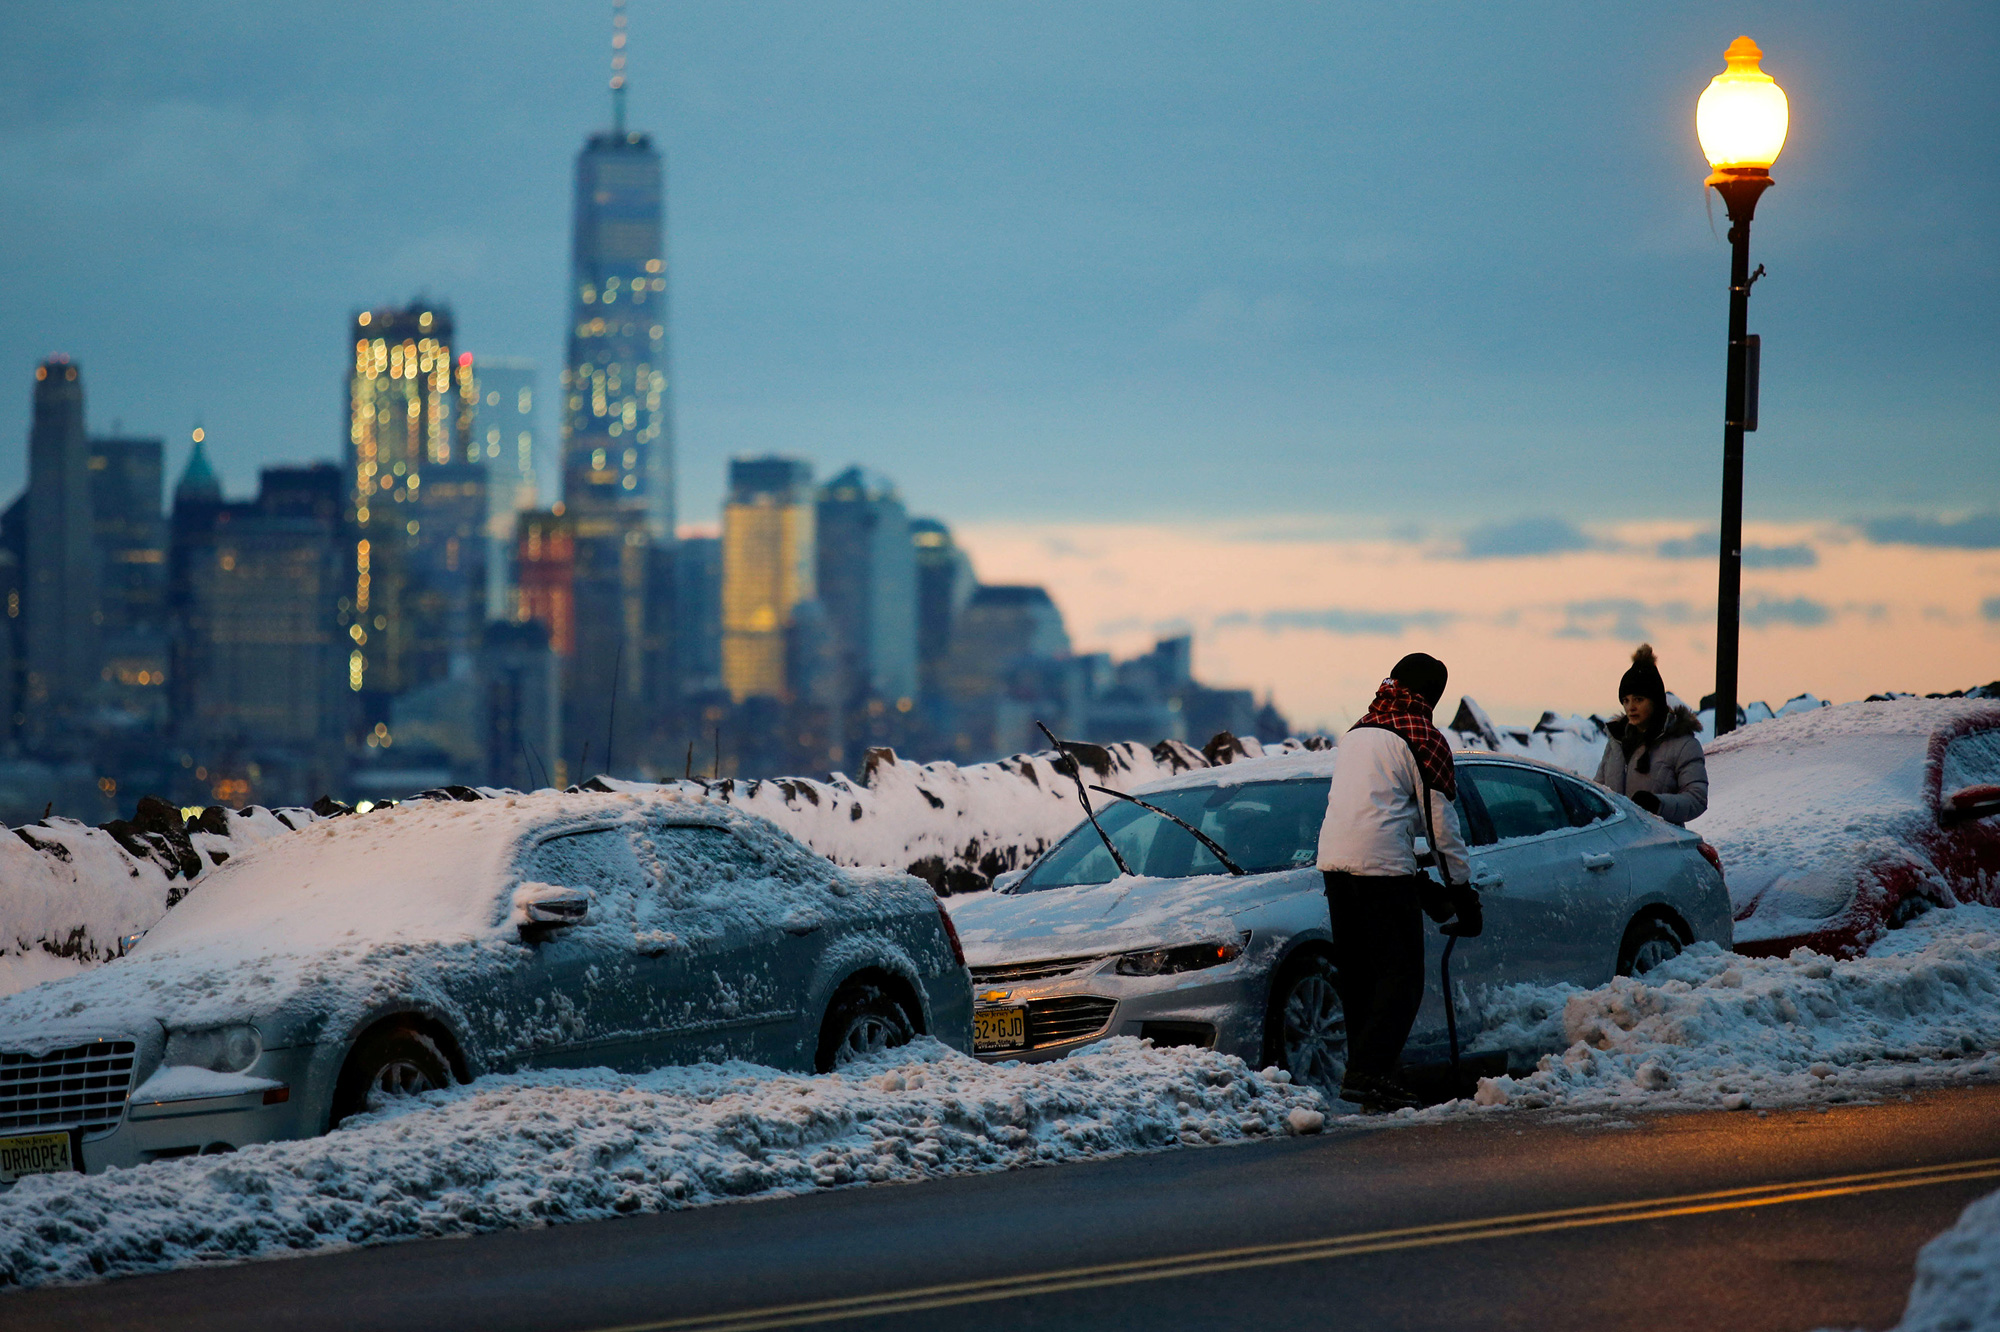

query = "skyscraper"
[
  {"left": 721, "top": 457, "right": 815, "bottom": 702},
  {"left": 343, "top": 302, "right": 477, "bottom": 710},
  {"left": 816, "top": 467, "right": 917, "bottom": 705},
  {"left": 559, "top": 5, "right": 676, "bottom": 771},
  {"left": 24, "top": 357, "right": 99, "bottom": 748},
  {"left": 88, "top": 434, "right": 169, "bottom": 726},
  {"left": 469, "top": 357, "right": 539, "bottom": 620},
  {"left": 911, "top": 517, "right": 976, "bottom": 701}
]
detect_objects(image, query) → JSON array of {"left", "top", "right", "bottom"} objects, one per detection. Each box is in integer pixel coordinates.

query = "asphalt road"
[{"left": 8, "top": 1084, "right": 1999, "bottom": 1332}]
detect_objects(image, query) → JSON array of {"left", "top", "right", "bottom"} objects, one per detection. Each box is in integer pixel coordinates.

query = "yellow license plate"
[
  {"left": 0, "top": 1130, "right": 75, "bottom": 1184},
  {"left": 973, "top": 1006, "right": 1026, "bottom": 1052}
]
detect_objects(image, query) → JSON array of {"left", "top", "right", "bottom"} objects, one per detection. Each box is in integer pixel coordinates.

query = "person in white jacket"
[{"left": 1317, "top": 653, "right": 1479, "bottom": 1111}]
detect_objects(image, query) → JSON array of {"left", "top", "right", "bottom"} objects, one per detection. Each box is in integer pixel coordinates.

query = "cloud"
[
  {"left": 1863, "top": 514, "right": 2000, "bottom": 549},
  {"left": 1216, "top": 608, "right": 1457, "bottom": 636},
  {"left": 1558, "top": 598, "right": 1698, "bottom": 641},
  {"left": 1459, "top": 517, "right": 1595, "bottom": 559},
  {"left": 1983, "top": 597, "right": 2000, "bottom": 623},
  {"left": 1742, "top": 596, "right": 1833, "bottom": 629},
  {"left": 1655, "top": 531, "right": 1817, "bottom": 568}
]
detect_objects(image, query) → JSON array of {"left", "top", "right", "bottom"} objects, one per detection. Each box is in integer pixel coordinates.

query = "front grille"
[
  {"left": 0, "top": 1040, "right": 137, "bottom": 1139},
  {"left": 970, "top": 954, "right": 1107, "bottom": 986},
  {"left": 1028, "top": 996, "right": 1117, "bottom": 1048}
]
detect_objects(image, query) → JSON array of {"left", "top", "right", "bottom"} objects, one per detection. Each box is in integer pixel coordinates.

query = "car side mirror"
[
  {"left": 990, "top": 869, "right": 1028, "bottom": 894},
  {"left": 1942, "top": 783, "right": 2000, "bottom": 824},
  {"left": 513, "top": 880, "right": 591, "bottom": 937}
]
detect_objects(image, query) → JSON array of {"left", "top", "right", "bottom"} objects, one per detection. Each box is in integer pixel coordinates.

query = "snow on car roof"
[
  {"left": 1130, "top": 741, "right": 1579, "bottom": 796},
  {"left": 1706, "top": 696, "right": 2000, "bottom": 757}
]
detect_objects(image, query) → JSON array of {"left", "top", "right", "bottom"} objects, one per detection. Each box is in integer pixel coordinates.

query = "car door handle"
[
  {"left": 1472, "top": 869, "right": 1504, "bottom": 889},
  {"left": 1581, "top": 852, "right": 1616, "bottom": 871},
  {"left": 783, "top": 924, "right": 823, "bottom": 937}
]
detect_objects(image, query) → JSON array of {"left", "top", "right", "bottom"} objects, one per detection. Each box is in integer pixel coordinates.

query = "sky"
[{"left": 2, "top": 2, "right": 1994, "bottom": 727}]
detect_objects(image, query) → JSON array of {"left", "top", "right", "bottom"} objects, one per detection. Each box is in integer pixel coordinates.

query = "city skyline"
[{"left": 1, "top": 3, "right": 1994, "bottom": 727}]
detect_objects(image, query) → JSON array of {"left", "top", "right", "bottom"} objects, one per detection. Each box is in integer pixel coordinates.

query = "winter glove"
[
  {"left": 1631, "top": 790, "right": 1662, "bottom": 814},
  {"left": 1415, "top": 873, "right": 1455, "bottom": 924},
  {"left": 1440, "top": 884, "right": 1483, "bottom": 938}
]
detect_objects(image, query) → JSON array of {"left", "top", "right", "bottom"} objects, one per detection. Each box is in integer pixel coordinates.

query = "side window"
[
  {"left": 1466, "top": 767, "right": 1570, "bottom": 843},
  {"left": 1557, "top": 776, "right": 1615, "bottom": 827},
  {"left": 1454, "top": 777, "right": 1496, "bottom": 847},
  {"left": 642, "top": 824, "right": 778, "bottom": 911},
  {"left": 522, "top": 828, "right": 646, "bottom": 930},
  {"left": 1942, "top": 730, "right": 2000, "bottom": 792}
]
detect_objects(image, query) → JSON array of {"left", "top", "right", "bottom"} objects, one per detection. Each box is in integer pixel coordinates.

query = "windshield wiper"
[
  {"left": 1036, "top": 721, "right": 1133, "bottom": 878},
  {"left": 1090, "top": 785, "right": 1245, "bottom": 876}
]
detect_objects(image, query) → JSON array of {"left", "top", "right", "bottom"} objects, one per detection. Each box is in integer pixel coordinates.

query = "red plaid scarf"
[{"left": 1352, "top": 678, "right": 1456, "bottom": 800}]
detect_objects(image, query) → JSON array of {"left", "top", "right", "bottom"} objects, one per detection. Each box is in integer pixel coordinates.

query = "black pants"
[{"left": 1323, "top": 871, "right": 1426, "bottom": 1080}]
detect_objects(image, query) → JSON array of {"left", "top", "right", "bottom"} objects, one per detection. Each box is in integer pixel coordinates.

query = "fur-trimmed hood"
[{"left": 1606, "top": 702, "right": 1702, "bottom": 747}]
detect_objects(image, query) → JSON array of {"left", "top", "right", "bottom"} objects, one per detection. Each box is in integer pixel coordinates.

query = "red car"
[{"left": 1692, "top": 698, "right": 2000, "bottom": 957}]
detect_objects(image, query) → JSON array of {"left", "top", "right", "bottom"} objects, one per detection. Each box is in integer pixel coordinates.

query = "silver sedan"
[
  {"left": 0, "top": 793, "right": 972, "bottom": 1182},
  {"left": 947, "top": 748, "right": 1731, "bottom": 1099}
]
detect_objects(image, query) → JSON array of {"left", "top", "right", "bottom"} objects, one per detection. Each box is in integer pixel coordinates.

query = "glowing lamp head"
[{"left": 1697, "top": 36, "right": 1789, "bottom": 173}]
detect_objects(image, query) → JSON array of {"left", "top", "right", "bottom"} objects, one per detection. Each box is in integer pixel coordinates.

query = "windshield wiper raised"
[
  {"left": 1089, "top": 785, "right": 1245, "bottom": 876},
  {"left": 1036, "top": 721, "right": 1133, "bottom": 878}
]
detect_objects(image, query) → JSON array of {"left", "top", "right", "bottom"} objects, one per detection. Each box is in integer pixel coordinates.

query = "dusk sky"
[{"left": 3, "top": 2, "right": 1994, "bottom": 727}]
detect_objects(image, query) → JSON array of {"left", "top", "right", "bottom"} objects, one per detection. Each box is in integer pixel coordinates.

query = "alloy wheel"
[
  {"left": 832, "top": 1013, "right": 902, "bottom": 1067},
  {"left": 1281, "top": 972, "right": 1347, "bottom": 1098},
  {"left": 371, "top": 1059, "right": 440, "bottom": 1099},
  {"left": 1629, "top": 935, "right": 1682, "bottom": 976}
]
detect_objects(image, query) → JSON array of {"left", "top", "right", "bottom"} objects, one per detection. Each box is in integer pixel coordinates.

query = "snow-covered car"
[
  {"left": 0, "top": 792, "right": 971, "bottom": 1182},
  {"left": 1693, "top": 698, "right": 2000, "bottom": 957},
  {"left": 947, "top": 748, "right": 1730, "bottom": 1097}
]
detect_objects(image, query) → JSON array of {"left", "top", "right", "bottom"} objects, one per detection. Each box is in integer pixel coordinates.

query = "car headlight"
[
  {"left": 1115, "top": 941, "right": 1243, "bottom": 977},
  {"left": 164, "top": 1024, "right": 263, "bottom": 1073}
]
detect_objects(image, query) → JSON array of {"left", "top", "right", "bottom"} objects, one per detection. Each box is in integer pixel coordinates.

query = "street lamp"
[{"left": 1698, "top": 36, "right": 1788, "bottom": 737}]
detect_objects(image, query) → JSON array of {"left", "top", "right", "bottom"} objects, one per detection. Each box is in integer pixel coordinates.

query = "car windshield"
[{"left": 1018, "top": 778, "right": 1330, "bottom": 891}]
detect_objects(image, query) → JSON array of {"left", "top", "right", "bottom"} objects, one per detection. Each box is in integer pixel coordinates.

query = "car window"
[
  {"left": 642, "top": 824, "right": 778, "bottom": 909},
  {"left": 521, "top": 828, "right": 646, "bottom": 929},
  {"left": 1454, "top": 778, "right": 1496, "bottom": 847},
  {"left": 1556, "top": 776, "right": 1616, "bottom": 827},
  {"left": 1943, "top": 730, "right": 2000, "bottom": 792},
  {"left": 1465, "top": 766, "right": 1570, "bottom": 843},
  {"left": 1021, "top": 779, "right": 1331, "bottom": 889}
]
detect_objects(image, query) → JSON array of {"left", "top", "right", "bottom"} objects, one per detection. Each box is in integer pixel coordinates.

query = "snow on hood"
[
  {"left": 1691, "top": 699, "right": 2000, "bottom": 941},
  {"left": 948, "top": 870, "right": 1311, "bottom": 964}
]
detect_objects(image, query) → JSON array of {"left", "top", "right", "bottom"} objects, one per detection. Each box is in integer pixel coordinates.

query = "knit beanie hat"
[
  {"left": 1618, "top": 644, "right": 1669, "bottom": 717},
  {"left": 1390, "top": 652, "right": 1450, "bottom": 710}
]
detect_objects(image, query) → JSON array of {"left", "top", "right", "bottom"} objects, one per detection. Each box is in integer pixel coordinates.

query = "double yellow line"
[{"left": 597, "top": 1156, "right": 2000, "bottom": 1332}]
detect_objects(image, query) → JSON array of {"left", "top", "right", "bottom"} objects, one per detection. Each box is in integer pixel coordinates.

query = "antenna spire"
[{"left": 610, "top": 0, "right": 628, "bottom": 134}]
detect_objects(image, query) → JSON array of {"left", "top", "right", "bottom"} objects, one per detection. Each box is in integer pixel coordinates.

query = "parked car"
[
  {"left": 1693, "top": 698, "right": 2000, "bottom": 957},
  {"left": 0, "top": 792, "right": 971, "bottom": 1183},
  {"left": 947, "top": 748, "right": 1730, "bottom": 1099}
]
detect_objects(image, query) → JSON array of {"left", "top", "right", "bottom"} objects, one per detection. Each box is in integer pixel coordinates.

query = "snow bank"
[
  {"left": 1878, "top": 1186, "right": 2000, "bottom": 1332},
  {"left": 0, "top": 1037, "right": 1323, "bottom": 1290},
  {"left": 1465, "top": 905, "right": 2000, "bottom": 1113},
  {"left": 0, "top": 803, "right": 314, "bottom": 995}
]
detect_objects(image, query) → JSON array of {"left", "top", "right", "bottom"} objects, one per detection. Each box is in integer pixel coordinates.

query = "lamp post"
[{"left": 1697, "top": 36, "right": 1788, "bottom": 737}]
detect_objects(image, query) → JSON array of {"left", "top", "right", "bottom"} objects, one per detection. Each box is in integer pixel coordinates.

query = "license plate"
[
  {"left": 0, "top": 1130, "right": 77, "bottom": 1184},
  {"left": 973, "top": 1006, "right": 1027, "bottom": 1052}
]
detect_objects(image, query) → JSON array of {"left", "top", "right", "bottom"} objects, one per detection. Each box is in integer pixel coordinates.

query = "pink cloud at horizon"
[{"left": 954, "top": 520, "right": 2000, "bottom": 731}]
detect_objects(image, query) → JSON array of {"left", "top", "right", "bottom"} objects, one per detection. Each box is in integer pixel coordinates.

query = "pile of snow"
[
  {"left": 0, "top": 802, "right": 313, "bottom": 996},
  {"left": 1465, "top": 905, "right": 2000, "bottom": 1114},
  {"left": 0, "top": 1037, "right": 1323, "bottom": 1290},
  {"left": 1878, "top": 1186, "right": 2000, "bottom": 1332}
]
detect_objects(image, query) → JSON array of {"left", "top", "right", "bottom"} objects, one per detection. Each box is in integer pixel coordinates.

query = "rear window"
[
  {"left": 1943, "top": 730, "right": 2000, "bottom": 791},
  {"left": 1021, "top": 779, "right": 1331, "bottom": 890}
]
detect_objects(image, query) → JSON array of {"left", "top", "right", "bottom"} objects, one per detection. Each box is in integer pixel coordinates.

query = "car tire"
[
  {"left": 331, "top": 1024, "right": 452, "bottom": 1127},
  {"left": 1618, "top": 918, "right": 1685, "bottom": 978},
  {"left": 816, "top": 982, "right": 915, "bottom": 1072},
  {"left": 1262, "top": 952, "right": 1347, "bottom": 1102}
]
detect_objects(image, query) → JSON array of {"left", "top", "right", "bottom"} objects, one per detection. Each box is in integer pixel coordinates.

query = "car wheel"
[
  {"left": 1263, "top": 953, "right": 1347, "bottom": 1101},
  {"left": 817, "top": 982, "right": 915, "bottom": 1072},
  {"left": 1618, "top": 919, "right": 1684, "bottom": 977},
  {"left": 1886, "top": 893, "right": 1939, "bottom": 929},
  {"left": 331, "top": 1024, "right": 452, "bottom": 1126}
]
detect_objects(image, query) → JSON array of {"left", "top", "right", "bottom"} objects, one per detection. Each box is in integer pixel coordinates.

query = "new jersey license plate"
[
  {"left": 0, "top": 1130, "right": 77, "bottom": 1184},
  {"left": 973, "top": 1006, "right": 1027, "bottom": 1052}
]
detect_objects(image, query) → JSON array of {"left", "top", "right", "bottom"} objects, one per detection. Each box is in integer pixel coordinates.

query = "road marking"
[{"left": 594, "top": 1156, "right": 2000, "bottom": 1332}]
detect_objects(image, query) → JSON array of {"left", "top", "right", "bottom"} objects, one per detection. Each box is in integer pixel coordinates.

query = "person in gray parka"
[{"left": 1594, "top": 643, "right": 1709, "bottom": 825}]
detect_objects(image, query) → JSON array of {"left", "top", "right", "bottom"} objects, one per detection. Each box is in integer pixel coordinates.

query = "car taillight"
[
  {"left": 936, "top": 899, "right": 968, "bottom": 969},
  {"left": 1697, "top": 841, "right": 1725, "bottom": 882}
]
